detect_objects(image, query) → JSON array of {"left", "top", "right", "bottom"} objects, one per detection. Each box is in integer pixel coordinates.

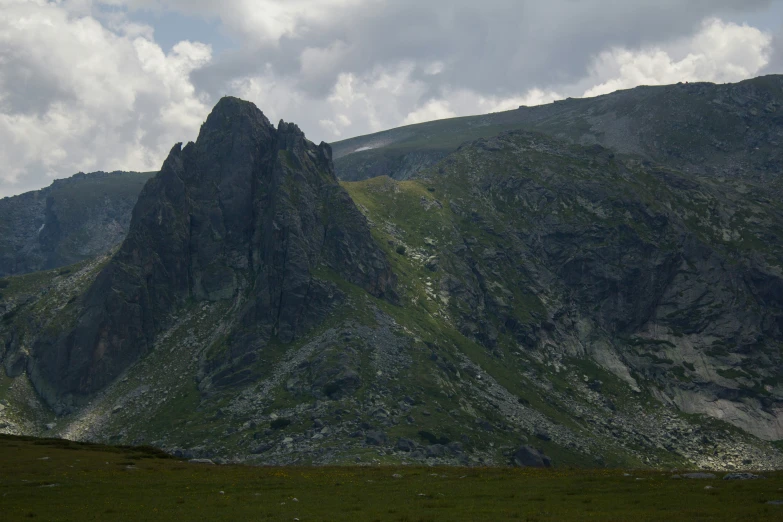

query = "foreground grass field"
[{"left": 1, "top": 435, "right": 782, "bottom": 521}]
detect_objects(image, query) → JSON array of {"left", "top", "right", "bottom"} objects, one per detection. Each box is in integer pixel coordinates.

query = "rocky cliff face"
[
  {"left": 21, "top": 98, "right": 395, "bottom": 411},
  {"left": 0, "top": 171, "right": 154, "bottom": 277},
  {"left": 410, "top": 131, "right": 783, "bottom": 440}
]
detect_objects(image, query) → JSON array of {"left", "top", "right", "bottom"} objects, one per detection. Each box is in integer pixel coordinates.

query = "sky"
[{"left": 1, "top": 0, "right": 782, "bottom": 197}]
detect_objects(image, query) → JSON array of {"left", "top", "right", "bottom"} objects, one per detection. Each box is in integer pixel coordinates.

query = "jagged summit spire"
[
  {"left": 277, "top": 119, "right": 303, "bottom": 134},
  {"left": 210, "top": 95, "right": 264, "bottom": 116},
  {"left": 199, "top": 96, "right": 274, "bottom": 141}
]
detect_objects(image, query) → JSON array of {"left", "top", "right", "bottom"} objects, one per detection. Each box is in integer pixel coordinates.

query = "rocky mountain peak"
[
  {"left": 20, "top": 98, "right": 396, "bottom": 411},
  {"left": 202, "top": 96, "right": 274, "bottom": 134}
]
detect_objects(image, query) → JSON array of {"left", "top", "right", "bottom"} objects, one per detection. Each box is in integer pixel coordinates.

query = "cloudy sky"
[{"left": 1, "top": 0, "right": 782, "bottom": 197}]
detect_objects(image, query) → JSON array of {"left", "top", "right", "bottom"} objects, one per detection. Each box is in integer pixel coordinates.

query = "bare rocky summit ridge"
[{"left": 333, "top": 74, "right": 783, "bottom": 184}]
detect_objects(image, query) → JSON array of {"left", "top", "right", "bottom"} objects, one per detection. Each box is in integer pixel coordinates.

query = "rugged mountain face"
[
  {"left": 0, "top": 171, "right": 154, "bottom": 277},
  {"left": 9, "top": 97, "right": 395, "bottom": 412},
  {"left": 1, "top": 91, "right": 783, "bottom": 471},
  {"left": 333, "top": 75, "right": 783, "bottom": 183},
  {"left": 408, "top": 132, "right": 783, "bottom": 441}
]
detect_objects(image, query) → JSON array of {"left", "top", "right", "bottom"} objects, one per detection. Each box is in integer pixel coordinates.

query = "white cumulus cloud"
[
  {"left": 403, "top": 100, "right": 457, "bottom": 125},
  {"left": 0, "top": 0, "right": 212, "bottom": 196},
  {"left": 1, "top": 1, "right": 780, "bottom": 197},
  {"left": 111, "top": 0, "right": 375, "bottom": 44},
  {"left": 583, "top": 18, "right": 772, "bottom": 97}
]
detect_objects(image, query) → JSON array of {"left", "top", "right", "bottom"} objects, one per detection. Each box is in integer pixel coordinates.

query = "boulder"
[
  {"left": 426, "top": 444, "right": 446, "bottom": 458},
  {"left": 512, "top": 446, "right": 552, "bottom": 468},
  {"left": 535, "top": 431, "right": 551, "bottom": 442},
  {"left": 365, "top": 431, "right": 388, "bottom": 446},
  {"left": 396, "top": 438, "right": 417, "bottom": 452},
  {"left": 447, "top": 442, "right": 464, "bottom": 455},
  {"left": 251, "top": 444, "right": 272, "bottom": 455}
]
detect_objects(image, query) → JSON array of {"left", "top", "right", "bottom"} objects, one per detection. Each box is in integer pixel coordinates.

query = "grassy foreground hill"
[{"left": 2, "top": 434, "right": 783, "bottom": 521}]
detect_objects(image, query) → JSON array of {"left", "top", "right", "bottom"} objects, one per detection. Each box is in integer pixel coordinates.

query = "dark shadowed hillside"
[{"left": 0, "top": 171, "right": 155, "bottom": 277}]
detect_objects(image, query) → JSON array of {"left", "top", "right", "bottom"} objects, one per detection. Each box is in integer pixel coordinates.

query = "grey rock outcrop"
[
  {"left": 396, "top": 438, "right": 418, "bottom": 452},
  {"left": 365, "top": 431, "right": 389, "bottom": 446},
  {"left": 419, "top": 130, "right": 783, "bottom": 440},
  {"left": 512, "top": 446, "right": 552, "bottom": 468}
]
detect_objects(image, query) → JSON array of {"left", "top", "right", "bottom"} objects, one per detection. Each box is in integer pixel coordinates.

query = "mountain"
[
  {"left": 0, "top": 170, "right": 155, "bottom": 277},
  {"left": 1, "top": 88, "right": 783, "bottom": 470},
  {"left": 333, "top": 75, "right": 783, "bottom": 184},
  {"left": 10, "top": 97, "right": 396, "bottom": 413}
]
